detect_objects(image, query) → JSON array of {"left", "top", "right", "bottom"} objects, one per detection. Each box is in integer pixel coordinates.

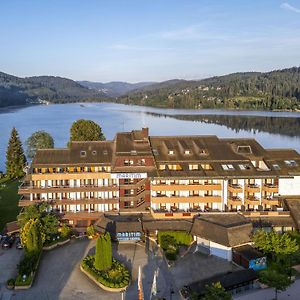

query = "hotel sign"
[
  {"left": 111, "top": 173, "right": 147, "bottom": 179},
  {"left": 117, "top": 232, "right": 142, "bottom": 241}
]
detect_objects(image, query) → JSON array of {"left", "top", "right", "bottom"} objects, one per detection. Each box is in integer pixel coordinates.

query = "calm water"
[{"left": 0, "top": 102, "right": 299, "bottom": 172}]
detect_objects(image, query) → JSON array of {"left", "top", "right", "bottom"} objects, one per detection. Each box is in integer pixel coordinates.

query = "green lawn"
[{"left": 0, "top": 178, "right": 21, "bottom": 232}]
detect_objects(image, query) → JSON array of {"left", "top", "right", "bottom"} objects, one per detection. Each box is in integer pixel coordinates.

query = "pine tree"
[
  {"left": 6, "top": 127, "right": 26, "bottom": 178},
  {"left": 94, "top": 233, "right": 112, "bottom": 271}
]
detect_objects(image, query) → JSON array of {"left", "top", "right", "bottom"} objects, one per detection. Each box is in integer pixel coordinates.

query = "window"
[
  {"left": 159, "top": 164, "right": 166, "bottom": 170},
  {"left": 189, "top": 164, "right": 199, "bottom": 170},
  {"left": 272, "top": 164, "right": 281, "bottom": 170},
  {"left": 153, "top": 149, "right": 159, "bottom": 156},
  {"left": 137, "top": 159, "right": 145, "bottom": 166},
  {"left": 239, "top": 164, "right": 251, "bottom": 170},
  {"left": 80, "top": 151, "right": 86, "bottom": 157},
  {"left": 103, "top": 150, "right": 108, "bottom": 155},
  {"left": 184, "top": 150, "right": 191, "bottom": 155},
  {"left": 222, "top": 164, "right": 235, "bottom": 171},
  {"left": 168, "top": 164, "right": 182, "bottom": 171},
  {"left": 201, "top": 164, "right": 213, "bottom": 170},
  {"left": 131, "top": 150, "right": 137, "bottom": 155},
  {"left": 237, "top": 146, "right": 252, "bottom": 154},
  {"left": 124, "top": 160, "right": 134, "bottom": 166},
  {"left": 92, "top": 150, "right": 97, "bottom": 155},
  {"left": 285, "top": 160, "right": 298, "bottom": 167},
  {"left": 168, "top": 150, "right": 174, "bottom": 155}
]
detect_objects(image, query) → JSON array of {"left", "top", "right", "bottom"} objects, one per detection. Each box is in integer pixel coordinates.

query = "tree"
[
  {"left": 20, "top": 219, "right": 45, "bottom": 254},
  {"left": 201, "top": 282, "right": 232, "bottom": 300},
  {"left": 6, "top": 127, "right": 26, "bottom": 178},
  {"left": 42, "top": 214, "right": 59, "bottom": 240},
  {"left": 253, "top": 230, "right": 298, "bottom": 261},
  {"left": 69, "top": 119, "right": 105, "bottom": 145},
  {"left": 26, "top": 131, "right": 54, "bottom": 159},
  {"left": 94, "top": 232, "right": 112, "bottom": 271},
  {"left": 259, "top": 268, "right": 292, "bottom": 300},
  {"left": 18, "top": 203, "right": 50, "bottom": 228}
]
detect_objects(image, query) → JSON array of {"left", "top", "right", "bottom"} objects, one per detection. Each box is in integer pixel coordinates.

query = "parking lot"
[{"left": 0, "top": 241, "right": 23, "bottom": 299}]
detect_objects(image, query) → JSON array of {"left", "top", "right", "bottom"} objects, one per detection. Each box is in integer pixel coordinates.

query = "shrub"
[
  {"left": 18, "top": 252, "right": 40, "bottom": 276},
  {"left": 60, "top": 224, "right": 72, "bottom": 238},
  {"left": 158, "top": 231, "right": 193, "bottom": 247},
  {"left": 6, "top": 278, "right": 15, "bottom": 287},
  {"left": 15, "top": 274, "right": 33, "bottom": 286},
  {"left": 165, "top": 249, "right": 177, "bottom": 261},
  {"left": 159, "top": 234, "right": 177, "bottom": 250},
  {"left": 86, "top": 225, "right": 96, "bottom": 237}
]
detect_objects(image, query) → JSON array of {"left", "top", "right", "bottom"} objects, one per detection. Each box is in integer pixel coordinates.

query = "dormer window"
[
  {"left": 168, "top": 150, "right": 174, "bottom": 155},
  {"left": 184, "top": 150, "right": 191, "bottom": 155},
  {"left": 273, "top": 164, "right": 281, "bottom": 170},
  {"left": 285, "top": 160, "right": 298, "bottom": 167},
  {"left": 80, "top": 151, "right": 86, "bottom": 157},
  {"left": 92, "top": 150, "right": 97, "bottom": 155},
  {"left": 131, "top": 150, "right": 137, "bottom": 155},
  {"left": 239, "top": 164, "right": 251, "bottom": 170},
  {"left": 222, "top": 164, "right": 235, "bottom": 171},
  {"left": 103, "top": 150, "right": 108, "bottom": 155}
]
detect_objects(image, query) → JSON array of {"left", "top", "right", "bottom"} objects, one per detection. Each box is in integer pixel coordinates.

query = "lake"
[{"left": 0, "top": 102, "right": 299, "bottom": 172}]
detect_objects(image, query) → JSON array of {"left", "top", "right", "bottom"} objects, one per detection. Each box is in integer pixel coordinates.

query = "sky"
[{"left": 0, "top": 0, "right": 300, "bottom": 82}]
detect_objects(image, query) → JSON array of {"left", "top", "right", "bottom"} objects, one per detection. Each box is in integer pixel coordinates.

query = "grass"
[{"left": 0, "top": 178, "right": 21, "bottom": 232}]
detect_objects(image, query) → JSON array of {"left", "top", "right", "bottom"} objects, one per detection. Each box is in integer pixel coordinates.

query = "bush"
[
  {"left": 60, "top": 224, "right": 72, "bottom": 238},
  {"left": 6, "top": 278, "right": 15, "bottom": 287},
  {"left": 86, "top": 225, "right": 96, "bottom": 237},
  {"left": 81, "top": 255, "right": 130, "bottom": 288},
  {"left": 18, "top": 252, "right": 40, "bottom": 276},
  {"left": 165, "top": 249, "right": 177, "bottom": 261}
]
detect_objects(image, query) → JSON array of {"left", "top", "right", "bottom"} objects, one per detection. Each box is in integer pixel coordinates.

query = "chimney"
[{"left": 142, "top": 127, "right": 149, "bottom": 139}]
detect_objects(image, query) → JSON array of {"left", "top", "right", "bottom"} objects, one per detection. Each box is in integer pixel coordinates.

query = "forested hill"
[
  {"left": 0, "top": 72, "right": 106, "bottom": 108},
  {"left": 117, "top": 67, "right": 300, "bottom": 111}
]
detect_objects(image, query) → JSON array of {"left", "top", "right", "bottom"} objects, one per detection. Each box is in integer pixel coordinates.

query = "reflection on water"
[
  {"left": 0, "top": 102, "right": 299, "bottom": 171},
  {"left": 144, "top": 112, "right": 300, "bottom": 137}
]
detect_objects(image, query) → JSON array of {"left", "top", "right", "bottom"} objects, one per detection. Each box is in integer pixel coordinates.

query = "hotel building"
[{"left": 18, "top": 128, "right": 300, "bottom": 232}]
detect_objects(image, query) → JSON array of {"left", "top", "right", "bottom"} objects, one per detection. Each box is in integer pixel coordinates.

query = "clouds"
[{"left": 280, "top": 2, "right": 300, "bottom": 13}]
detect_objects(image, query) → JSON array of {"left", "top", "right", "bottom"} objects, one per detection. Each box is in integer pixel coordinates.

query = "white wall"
[
  {"left": 279, "top": 176, "right": 300, "bottom": 195},
  {"left": 196, "top": 236, "right": 232, "bottom": 261}
]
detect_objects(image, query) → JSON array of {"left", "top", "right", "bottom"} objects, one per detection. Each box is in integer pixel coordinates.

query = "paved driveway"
[{"left": 10, "top": 238, "right": 175, "bottom": 300}]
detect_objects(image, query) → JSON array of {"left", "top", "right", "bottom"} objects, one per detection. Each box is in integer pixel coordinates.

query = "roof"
[
  {"left": 191, "top": 214, "right": 253, "bottom": 247},
  {"left": 3, "top": 221, "right": 20, "bottom": 234},
  {"left": 142, "top": 214, "right": 193, "bottom": 232},
  {"left": 284, "top": 198, "right": 300, "bottom": 230},
  {"left": 233, "top": 244, "right": 264, "bottom": 260},
  {"left": 94, "top": 214, "right": 143, "bottom": 236},
  {"left": 32, "top": 141, "right": 114, "bottom": 166},
  {"left": 186, "top": 269, "right": 258, "bottom": 295},
  {"left": 250, "top": 216, "right": 296, "bottom": 228}
]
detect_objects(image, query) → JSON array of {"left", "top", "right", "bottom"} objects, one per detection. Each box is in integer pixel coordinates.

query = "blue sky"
[{"left": 0, "top": 0, "right": 300, "bottom": 82}]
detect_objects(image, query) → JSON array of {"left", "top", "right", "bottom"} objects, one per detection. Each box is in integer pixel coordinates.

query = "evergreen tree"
[
  {"left": 94, "top": 232, "right": 112, "bottom": 271},
  {"left": 6, "top": 127, "right": 26, "bottom": 178}
]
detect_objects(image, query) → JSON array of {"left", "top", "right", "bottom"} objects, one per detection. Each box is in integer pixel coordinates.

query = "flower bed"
[{"left": 81, "top": 256, "right": 130, "bottom": 292}]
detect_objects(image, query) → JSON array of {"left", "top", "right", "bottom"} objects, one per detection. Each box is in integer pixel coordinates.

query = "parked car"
[
  {"left": 2, "top": 235, "right": 15, "bottom": 249},
  {"left": 15, "top": 237, "right": 23, "bottom": 249}
]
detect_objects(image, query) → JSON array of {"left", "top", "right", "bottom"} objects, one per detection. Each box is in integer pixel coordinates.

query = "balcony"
[
  {"left": 18, "top": 183, "right": 118, "bottom": 194},
  {"left": 151, "top": 183, "right": 222, "bottom": 192},
  {"left": 245, "top": 184, "right": 260, "bottom": 193},
  {"left": 244, "top": 196, "right": 260, "bottom": 205},
  {"left": 228, "top": 184, "right": 243, "bottom": 193},
  {"left": 151, "top": 208, "right": 200, "bottom": 219},
  {"left": 261, "top": 197, "right": 280, "bottom": 206},
  {"left": 151, "top": 195, "right": 222, "bottom": 204},
  {"left": 262, "top": 184, "right": 279, "bottom": 193},
  {"left": 227, "top": 196, "right": 243, "bottom": 205}
]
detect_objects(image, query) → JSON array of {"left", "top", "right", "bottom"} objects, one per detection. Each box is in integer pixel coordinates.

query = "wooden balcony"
[
  {"left": 244, "top": 197, "right": 260, "bottom": 205},
  {"left": 262, "top": 184, "right": 279, "bottom": 193},
  {"left": 227, "top": 184, "right": 243, "bottom": 193},
  {"left": 261, "top": 198, "right": 280, "bottom": 206},
  {"left": 227, "top": 196, "right": 243, "bottom": 206},
  {"left": 151, "top": 184, "right": 222, "bottom": 192},
  {"left": 18, "top": 184, "right": 119, "bottom": 194},
  {"left": 245, "top": 184, "right": 260, "bottom": 193},
  {"left": 19, "top": 197, "right": 119, "bottom": 207},
  {"left": 31, "top": 172, "right": 111, "bottom": 180},
  {"left": 151, "top": 209, "right": 199, "bottom": 219},
  {"left": 151, "top": 195, "right": 222, "bottom": 204}
]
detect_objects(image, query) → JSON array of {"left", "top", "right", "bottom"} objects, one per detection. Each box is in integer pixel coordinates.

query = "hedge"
[{"left": 158, "top": 231, "right": 193, "bottom": 247}]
